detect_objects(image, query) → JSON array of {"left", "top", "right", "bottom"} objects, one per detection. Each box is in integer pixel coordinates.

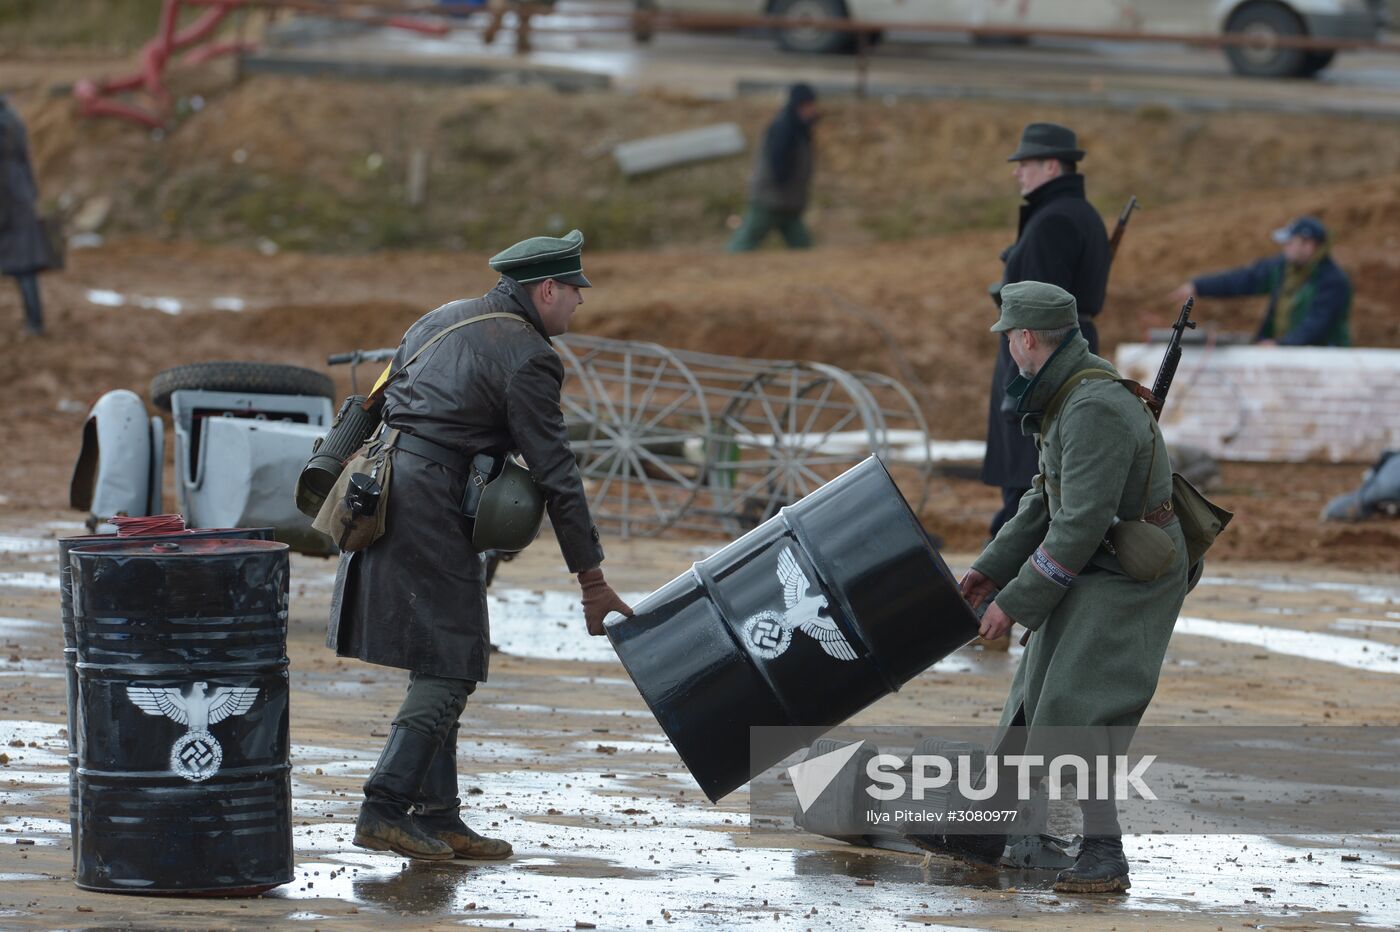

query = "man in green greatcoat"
[{"left": 931, "top": 281, "right": 1189, "bottom": 893}]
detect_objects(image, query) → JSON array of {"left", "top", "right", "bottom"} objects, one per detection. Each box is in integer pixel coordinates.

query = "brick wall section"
[{"left": 1113, "top": 344, "right": 1400, "bottom": 463}]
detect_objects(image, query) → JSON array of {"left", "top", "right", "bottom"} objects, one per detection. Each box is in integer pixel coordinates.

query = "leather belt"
[
  {"left": 391, "top": 430, "right": 471, "bottom": 475},
  {"left": 1142, "top": 499, "right": 1177, "bottom": 528}
]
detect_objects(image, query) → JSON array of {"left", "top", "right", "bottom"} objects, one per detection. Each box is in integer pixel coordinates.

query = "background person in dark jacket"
[
  {"left": 727, "top": 84, "right": 818, "bottom": 252},
  {"left": 329, "top": 230, "right": 633, "bottom": 862},
  {"left": 1169, "top": 215, "right": 1351, "bottom": 347},
  {"left": 0, "top": 97, "right": 51, "bottom": 336},
  {"left": 982, "top": 123, "right": 1110, "bottom": 538}
]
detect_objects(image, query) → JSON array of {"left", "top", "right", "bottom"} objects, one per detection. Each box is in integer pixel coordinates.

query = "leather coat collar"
[{"left": 491, "top": 275, "right": 552, "bottom": 343}]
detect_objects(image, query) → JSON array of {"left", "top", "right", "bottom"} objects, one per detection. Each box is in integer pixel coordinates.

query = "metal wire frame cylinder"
[
  {"left": 557, "top": 335, "right": 936, "bottom": 539},
  {"left": 556, "top": 335, "right": 711, "bottom": 537}
]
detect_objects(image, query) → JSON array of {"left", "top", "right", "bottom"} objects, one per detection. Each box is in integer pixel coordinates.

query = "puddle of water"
[
  {"left": 487, "top": 588, "right": 647, "bottom": 663},
  {"left": 0, "top": 572, "right": 58, "bottom": 591},
  {"left": 84, "top": 289, "right": 183, "bottom": 314},
  {"left": 1197, "top": 575, "right": 1400, "bottom": 607},
  {"left": 557, "top": 675, "right": 633, "bottom": 687},
  {"left": 1174, "top": 617, "right": 1400, "bottom": 674},
  {"left": 1332, "top": 618, "right": 1400, "bottom": 633},
  {"left": 0, "top": 617, "right": 46, "bottom": 636},
  {"left": 0, "top": 536, "right": 50, "bottom": 555},
  {"left": 292, "top": 744, "right": 376, "bottom": 763},
  {"left": 0, "top": 721, "right": 69, "bottom": 748},
  {"left": 486, "top": 702, "right": 645, "bottom": 718},
  {"left": 0, "top": 817, "right": 68, "bottom": 843}
]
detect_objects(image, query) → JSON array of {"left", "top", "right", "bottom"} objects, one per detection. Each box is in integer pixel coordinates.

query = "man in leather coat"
[
  {"left": 329, "top": 229, "right": 632, "bottom": 860},
  {"left": 982, "top": 123, "right": 1110, "bottom": 539}
]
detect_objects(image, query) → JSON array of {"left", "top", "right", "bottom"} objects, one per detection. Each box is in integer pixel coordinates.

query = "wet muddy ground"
[{"left": 1, "top": 511, "right": 1397, "bottom": 930}]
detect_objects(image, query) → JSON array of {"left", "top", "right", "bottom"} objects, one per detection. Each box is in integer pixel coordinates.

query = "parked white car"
[{"left": 642, "top": 0, "right": 1386, "bottom": 77}]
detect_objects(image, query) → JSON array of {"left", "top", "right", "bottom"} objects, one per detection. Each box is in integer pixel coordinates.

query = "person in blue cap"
[
  {"left": 1169, "top": 215, "right": 1352, "bottom": 347},
  {"left": 727, "top": 84, "right": 819, "bottom": 252}
]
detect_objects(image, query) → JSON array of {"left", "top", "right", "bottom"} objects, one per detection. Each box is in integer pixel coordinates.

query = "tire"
[
  {"left": 1298, "top": 50, "right": 1336, "bottom": 77},
  {"left": 150, "top": 361, "right": 336, "bottom": 412},
  {"left": 773, "top": 0, "right": 855, "bottom": 55},
  {"left": 1224, "top": 2, "right": 1310, "bottom": 78}
]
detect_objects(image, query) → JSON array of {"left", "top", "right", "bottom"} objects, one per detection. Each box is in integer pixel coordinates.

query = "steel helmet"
[{"left": 471, "top": 458, "right": 545, "bottom": 552}]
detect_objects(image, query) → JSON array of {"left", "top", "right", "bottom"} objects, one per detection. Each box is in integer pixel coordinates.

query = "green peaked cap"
[
  {"left": 489, "top": 229, "right": 591, "bottom": 287},
  {"left": 990, "top": 281, "right": 1079, "bottom": 332}
]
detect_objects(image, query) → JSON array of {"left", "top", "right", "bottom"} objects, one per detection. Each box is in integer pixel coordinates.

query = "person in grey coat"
[
  {"left": 329, "top": 229, "right": 633, "bottom": 861},
  {"left": 0, "top": 97, "right": 50, "bottom": 335},
  {"left": 727, "top": 83, "right": 818, "bottom": 252}
]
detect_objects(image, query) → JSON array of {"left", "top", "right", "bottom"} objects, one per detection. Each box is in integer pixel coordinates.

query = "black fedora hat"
[{"left": 1007, "top": 122, "right": 1085, "bottom": 162}]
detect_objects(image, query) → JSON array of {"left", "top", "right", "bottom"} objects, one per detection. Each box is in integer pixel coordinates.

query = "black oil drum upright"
[
  {"left": 68, "top": 538, "right": 293, "bottom": 894},
  {"left": 56, "top": 526, "right": 272, "bottom": 871},
  {"left": 606, "top": 457, "right": 980, "bottom": 802}
]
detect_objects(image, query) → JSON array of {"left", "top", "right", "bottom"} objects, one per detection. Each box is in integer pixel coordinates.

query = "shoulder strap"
[
  {"left": 364, "top": 311, "right": 521, "bottom": 409},
  {"left": 1042, "top": 369, "right": 1117, "bottom": 431},
  {"left": 1042, "top": 368, "right": 1158, "bottom": 433}
]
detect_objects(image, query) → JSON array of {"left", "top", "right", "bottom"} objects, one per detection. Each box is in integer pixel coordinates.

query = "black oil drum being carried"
[
  {"left": 606, "top": 456, "right": 980, "bottom": 803},
  {"left": 68, "top": 538, "right": 292, "bottom": 895},
  {"left": 56, "top": 525, "right": 272, "bottom": 872}
]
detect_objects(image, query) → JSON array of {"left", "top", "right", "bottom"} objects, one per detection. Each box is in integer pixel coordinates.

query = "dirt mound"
[{"left": 10, "top": 75, "right": 1400, "bottom": 252}]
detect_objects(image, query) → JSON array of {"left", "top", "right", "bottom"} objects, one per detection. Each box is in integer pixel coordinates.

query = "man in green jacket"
[
  {"left": 939, "top": 281, "right": 1189, "bottom": 893},
  {"left": 1168, "top": 215, "right": 1351, "bottom": 347}
]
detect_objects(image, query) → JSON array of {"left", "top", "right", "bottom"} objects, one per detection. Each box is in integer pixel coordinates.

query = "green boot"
[
  {"left": 354, "top": 726, "right": 454, "bottom": 861},
  {"left": 412, "top": 723, "right": 512, "bottom": 860}
]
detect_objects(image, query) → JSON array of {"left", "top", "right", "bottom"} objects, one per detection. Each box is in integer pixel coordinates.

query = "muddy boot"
[
  {"left": 1054, "top": 836, "right": 1130, "bottom": 894},
  {"left": 412, "top": 724, "right": 512, "bottom": 860},
  {"left": 906, "top": 831, "right": 1006, "bottom": 867},
  {"left": 355, "top": 726, "right": 454, "bottom": 861}
]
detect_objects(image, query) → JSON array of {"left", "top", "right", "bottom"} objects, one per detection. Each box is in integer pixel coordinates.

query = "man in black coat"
[
  {"left": 982, "top": 123, "right": 1110, "bottom": 538},
  {"left": 0, "top": 97, "right": 51, "bottom": 336},
  {"left": 727, "top": 83, "right": 818, "bottom": 252},
  {"left": 329, "top": 229, "right": 633, "bottom": 861}
]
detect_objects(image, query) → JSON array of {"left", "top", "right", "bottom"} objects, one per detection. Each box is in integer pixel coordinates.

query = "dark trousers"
[
  {"left": 727, "top": 206, "right": 812, "bottom": 252},
  {"left": 363, "top": 672, "right": 476, "bottom": 812},
  {"left": 393, "top": 671, "right": 475, "bottom": 743},
  {"left": 13, "top": 273, "right": 42, "bottom": 334},
  {"left": 989, "top": 485, "right": 1029, "bottom": 538}
]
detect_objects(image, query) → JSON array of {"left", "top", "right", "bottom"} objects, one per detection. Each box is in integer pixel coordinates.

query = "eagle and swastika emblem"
[
  {"left": 127, "top": 681, "right": 259, "bottom": 782},
  {"left": 737, "top": 546, "right": 858, "bottom": 663}
]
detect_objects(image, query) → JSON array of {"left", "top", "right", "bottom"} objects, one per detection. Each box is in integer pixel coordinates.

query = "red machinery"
[{"left": 74, "top": 0, "right": 449, "bottom": 129}]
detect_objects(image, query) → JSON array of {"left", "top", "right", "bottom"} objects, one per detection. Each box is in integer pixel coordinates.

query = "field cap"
[{"left": 990, "top": 281, "right": 1079, "bottom": 332}]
